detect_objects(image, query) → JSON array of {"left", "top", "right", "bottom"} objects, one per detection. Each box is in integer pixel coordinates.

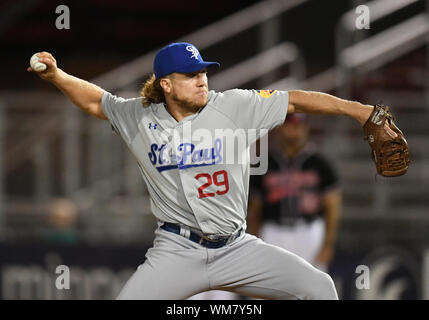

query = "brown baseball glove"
[{"left": 363, "top": 104, "right": 410, "bottom": 177}]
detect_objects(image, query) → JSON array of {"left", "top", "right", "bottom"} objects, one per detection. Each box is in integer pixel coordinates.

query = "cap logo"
[{"left": 186, "top": 45, "right": 200, "bottom": 60}]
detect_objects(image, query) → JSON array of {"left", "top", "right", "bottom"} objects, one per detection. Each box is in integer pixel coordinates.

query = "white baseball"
[{"left": 30, "top": 53, "right": 47, "bottom": 72}]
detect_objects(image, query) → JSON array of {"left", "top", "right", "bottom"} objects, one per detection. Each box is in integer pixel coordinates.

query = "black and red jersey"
[{"left": 250, "top": 144, "right": 340, "bottom": 226}]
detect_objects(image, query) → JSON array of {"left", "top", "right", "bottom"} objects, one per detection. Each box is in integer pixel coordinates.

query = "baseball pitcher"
[{"left": 28, "top": 42, "right": 409, "bottom": 299}]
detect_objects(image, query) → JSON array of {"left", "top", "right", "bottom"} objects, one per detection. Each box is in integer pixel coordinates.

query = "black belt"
[{"left": 160, "top": 222, "right": 242, "bottom": 249}]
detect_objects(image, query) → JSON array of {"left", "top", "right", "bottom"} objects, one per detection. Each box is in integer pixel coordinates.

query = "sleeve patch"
[{"left": 256, "top": 90, "right": 277, "bottom": 98}]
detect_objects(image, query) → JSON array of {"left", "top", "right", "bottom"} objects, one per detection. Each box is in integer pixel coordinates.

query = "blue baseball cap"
[{"left": 154, "top": 42, "right": 220, "bottom": 79}]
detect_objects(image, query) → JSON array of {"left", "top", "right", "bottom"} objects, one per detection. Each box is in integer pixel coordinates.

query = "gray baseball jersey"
[{"left": 101, "top": 89, "right": 288, "bottom": 235}]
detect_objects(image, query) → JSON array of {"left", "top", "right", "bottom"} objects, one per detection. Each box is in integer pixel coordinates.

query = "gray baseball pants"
[{"left": 116, "top": 226, "right": 338, "bottom": 300}]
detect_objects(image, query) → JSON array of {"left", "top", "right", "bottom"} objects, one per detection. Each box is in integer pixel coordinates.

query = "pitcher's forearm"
[
  {"left": 322, "top": 191, "right": 342, "bottom": 249},
  {"left": 28, "top": 52, "right": 106, "bottom": 119},
  {"left": 51, "top": 69, "right": 106, "bottom": 119},
  {"left": 289, "top": 90, "right": 373, "bottom": 126}
]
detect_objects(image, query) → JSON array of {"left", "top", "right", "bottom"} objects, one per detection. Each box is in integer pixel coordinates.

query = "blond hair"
[{"left": 140, "top": 73, "right": 165, "bottom": 106}]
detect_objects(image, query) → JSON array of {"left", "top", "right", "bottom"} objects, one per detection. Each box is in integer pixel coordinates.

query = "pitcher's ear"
[{"left": 160, "top": 78, "right": 172, "bottom": 93}]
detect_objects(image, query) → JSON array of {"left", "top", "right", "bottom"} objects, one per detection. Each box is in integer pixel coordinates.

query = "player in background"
[
  {"left": 27, "top": 43, "right": 398, "bottom": 300},
  {"left": 247, "top": 114, "right": 342, "bottom": 273}
]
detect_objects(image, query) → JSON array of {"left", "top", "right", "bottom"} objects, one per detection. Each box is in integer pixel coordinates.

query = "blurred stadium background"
[{"left": 0, "top": 0, "right": 428, "bottom": 299}]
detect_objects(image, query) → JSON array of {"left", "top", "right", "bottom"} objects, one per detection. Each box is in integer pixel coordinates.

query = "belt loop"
[{"left": 179, "top": 225, "right": 191, "bottom": 239}]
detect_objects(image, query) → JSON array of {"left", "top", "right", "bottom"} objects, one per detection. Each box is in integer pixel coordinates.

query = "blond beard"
[{"left": 171, "top": 91, "right": 207, "bottom": 112}]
